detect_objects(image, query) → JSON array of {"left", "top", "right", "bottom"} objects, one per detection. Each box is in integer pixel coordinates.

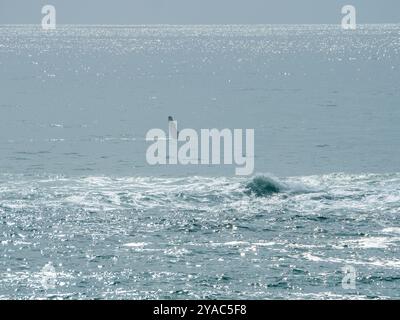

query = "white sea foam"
[
  {"left": 123, "top": 242, "right": 147, "bottom": 248},
  {"left": 342, "top": 237, "right": 399, "bottom": 249}
]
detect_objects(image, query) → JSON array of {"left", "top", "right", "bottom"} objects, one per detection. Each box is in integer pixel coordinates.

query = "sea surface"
[{"left": 0, "top": 24, "right": 399, "bottom": 299}]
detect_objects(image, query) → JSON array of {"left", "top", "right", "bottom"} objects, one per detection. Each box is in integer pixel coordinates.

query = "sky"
[{"left": 0, "top": 0, "right": 399, "bottom": 24}]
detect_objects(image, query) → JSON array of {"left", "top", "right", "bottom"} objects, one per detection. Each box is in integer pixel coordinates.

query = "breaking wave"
[
  {"left": 245, "top": 175, "right": 285, "bottom": 196},
  {"left": 0, "top": 172, "right": 398, "bottom": 213},
  {"left": 244, "top": 174, "right": 314, "bottom": 197}
]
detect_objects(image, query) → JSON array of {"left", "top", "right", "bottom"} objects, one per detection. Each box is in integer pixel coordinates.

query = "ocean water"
[{"left": 0, "top": 24, "right": 399, "bottom": 299}]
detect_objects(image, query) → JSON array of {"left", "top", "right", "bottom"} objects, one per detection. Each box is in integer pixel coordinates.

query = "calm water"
[{"left": 0, "top": 24, "right": 399, "bottom": 299}]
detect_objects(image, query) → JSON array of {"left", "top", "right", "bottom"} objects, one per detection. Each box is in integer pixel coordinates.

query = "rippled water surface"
[
  {"left": 1, "top": 173, "right": 400, "bottom": 299},
  {"left": 0, "top": 25, "right": 399, "bottom": 299}
]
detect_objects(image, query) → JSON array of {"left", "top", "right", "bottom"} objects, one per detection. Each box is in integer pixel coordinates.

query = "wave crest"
[{"left": 245, "top": 175, "right": 286, "bottom": 197}]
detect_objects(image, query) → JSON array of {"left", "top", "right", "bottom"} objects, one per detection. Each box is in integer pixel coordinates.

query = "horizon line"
[{"left": 0, "top": 22, "right": 399, "bottom": 27}]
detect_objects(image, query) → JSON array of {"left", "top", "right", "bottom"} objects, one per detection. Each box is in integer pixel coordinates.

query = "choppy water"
[
  {"left": 0, "top": 25, "right": 400, "bottom": 299},
  {"left": 0, "top": 173, "right": 399, "bottom": 299}
]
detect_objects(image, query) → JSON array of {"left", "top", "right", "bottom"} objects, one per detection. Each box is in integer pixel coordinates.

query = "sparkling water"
[{"left": 0, "top": 25, "right": 399, "bottom": 299}]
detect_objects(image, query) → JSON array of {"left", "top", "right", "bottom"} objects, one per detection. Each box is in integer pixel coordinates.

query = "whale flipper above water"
[{"left": 168, "top": 116, "right": 179, "bottom": 138}]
